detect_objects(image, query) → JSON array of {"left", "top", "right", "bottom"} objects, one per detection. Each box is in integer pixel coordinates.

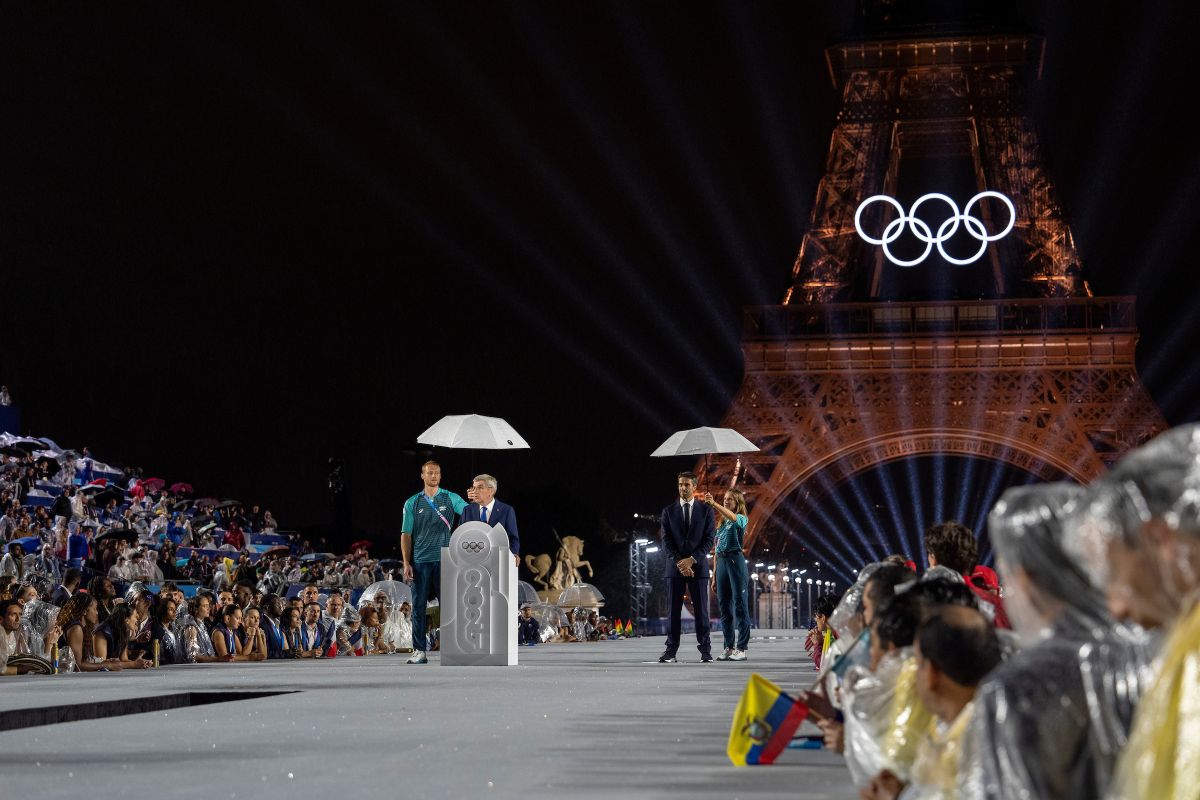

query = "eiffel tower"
[{"left": 701, "top": 8, "right": 1166, "bottom": 571}]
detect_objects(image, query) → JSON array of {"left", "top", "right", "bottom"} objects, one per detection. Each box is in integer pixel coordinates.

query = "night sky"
[{"left": 4, "top": 2, "right": 1199, "bottom": 576}]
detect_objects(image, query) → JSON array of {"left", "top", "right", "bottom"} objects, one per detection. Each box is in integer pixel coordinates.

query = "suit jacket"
[
  {"left": 660, "top": 500, "right": 716, "bottom": 578},
  {"left": 49, "top": 585, "right": 71, "bottom": 608},
  {"left": 461, "top": 500, "right": 520, "bottom": 555}
]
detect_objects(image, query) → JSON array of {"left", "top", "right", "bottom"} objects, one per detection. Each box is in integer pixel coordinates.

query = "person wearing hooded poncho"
[
  {"left": 962, "top": 483, "right": 1157, "bottom": 800},
  {"left": 842, "top": 585, "right": 920, "bottom": 787},
  {"left": 334, "top": 605, "right": 366, "bottom": 656},
  {"left": 860, "top": 604, "right": 1002, "bottom": 800},
  {"left": 1061, "top": 424, "right": 1200, "bottom": 800}
]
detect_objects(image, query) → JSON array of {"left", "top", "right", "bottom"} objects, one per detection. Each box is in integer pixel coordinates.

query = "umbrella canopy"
[
  {"left": 417, "top": 414, "right": 531, "bottom": 450},
  {"left": 260, "top": 545, "right": 290, "bottom": 558},
  {"left": 557, "top": 582, "right": 606, "bottom": 608},
  {"left": 350, "top": 539, "right": 373, "bottom": 551},
  {"left": 11, "top": 438, "right": 49, "bottom": 453},
  {"left": 89, "top": 488, "right": 125, "bottom": 507},
  {"left": 299, "top": 552, "right": 336, "bottom": 562},
  {"left": 95, "top": 527, "right": 138, "bottom": 543},
  {"left": 79, "top": 480, "right": 110, "bottom": 494},
  {"left": 7, "top": 536, "right": 41, "bottom": 554},
  {"left": 650, "top": 426, "right": 759, "bottom": 457},
  {"left": 214, "top": 499, "right": 240, "bottom": 510},
  {"left": 169, "top": 482, "right": 194, "bottom": 494},
  {"left": 518, "top": 580, "right": 539, "bottom": 606},
  {"left": 0, "top": 445, "right": 30, "bottom": 457},
  {"left": 356, "top": 579, "right": 412, "bottom": 609},
  {"left": 142, "top": 477, "right": 166, "bottom": 492}
]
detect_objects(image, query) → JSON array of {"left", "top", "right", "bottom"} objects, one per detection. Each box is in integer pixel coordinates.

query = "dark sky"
[{"left": 3, "top": 2, "right": 1198, "bottom": 565}]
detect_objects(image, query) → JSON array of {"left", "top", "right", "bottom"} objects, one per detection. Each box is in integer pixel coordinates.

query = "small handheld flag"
[{"left": 727, "top": 673, "right": 810, "bottom": 766}]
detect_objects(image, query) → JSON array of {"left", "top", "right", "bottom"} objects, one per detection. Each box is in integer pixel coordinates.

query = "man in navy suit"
[
  {"left": 659, "top": 471, "right": 716, "bottom": 663},
  {"left": 49, "top": 568, "right": 82, "bottom": 608},
  {"left": 460, "top": 473, "right": 520, "bottom": 564}
]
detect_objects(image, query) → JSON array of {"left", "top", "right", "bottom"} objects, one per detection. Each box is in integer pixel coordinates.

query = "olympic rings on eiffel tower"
[{"left": 854, "top": 191, "right": 1016, "bottom": 267}]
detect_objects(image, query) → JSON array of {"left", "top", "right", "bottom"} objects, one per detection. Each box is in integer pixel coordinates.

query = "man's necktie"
[
  {"left": 683, "top": 502, "right": 690, "bottom": 529},
  {"left": 481, "top": 506, "right": 488, "bottom": 524}
]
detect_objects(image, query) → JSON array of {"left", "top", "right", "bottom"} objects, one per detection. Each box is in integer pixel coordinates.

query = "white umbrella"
[
  {"left": 417, "top": 414, "right": 530, "bottom": 450},
  {"left": 650, "top": 426, "right": 758, "bottom": 457},
  {"left": 651, "top": 426, "right": 758, "bottom": 488}
]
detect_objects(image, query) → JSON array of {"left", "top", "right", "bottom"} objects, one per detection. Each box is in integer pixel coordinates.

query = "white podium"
[{"left": 439, "top": 521, "right": 518, "bottom": 666}]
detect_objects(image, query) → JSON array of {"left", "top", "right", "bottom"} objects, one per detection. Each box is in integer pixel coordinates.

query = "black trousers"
[{"left": 664, "top": 573, "right": 711, "bottom": 656}]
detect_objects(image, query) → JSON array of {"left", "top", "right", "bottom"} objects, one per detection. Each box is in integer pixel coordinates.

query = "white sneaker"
[
  {"left": 715, "top": 648, "right": 733, "bottom": 661},
  {"left": 728, "top": 649, "right": 747, "bottom": 661},
  {"left": 406, "top": 651, "right": 428, "bottom": 664}
]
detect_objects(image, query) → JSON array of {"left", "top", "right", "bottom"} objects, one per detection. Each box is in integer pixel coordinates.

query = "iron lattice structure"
[
  {"left": 628, "top": 541, "right": 650, "bottom": 630},
  {"left": 787, "top": 33, "right": 1085, "bottom": 303},
  {"left": 705, "top": 32, "right": 1167, "bottom": 559}
]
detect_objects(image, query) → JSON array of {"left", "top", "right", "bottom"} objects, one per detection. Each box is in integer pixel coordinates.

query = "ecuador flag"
[{"left": 727, "top": 674, "right": 810, "bottom": 766}]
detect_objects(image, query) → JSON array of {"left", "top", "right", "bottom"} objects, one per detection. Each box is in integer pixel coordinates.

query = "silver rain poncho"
[
  {"left": 20, "top": 598, "right": 60, "bottom": 660},
  {"left": 356, "top": 580, "right": 413, "bottom": 651},
  {"left": 172, "top": 613, "right": 216, "bottom": 663},
  {"left": 818, "top": 562, "right": 882, "bottom": 699},
  {"left": 1063, "top": 424, "right": 1200, "bottom": 800},
  {"left": 842, "top": 646, "right": 913, "bottom": 787},
  {"left": 963, "top": 483, "right": 1157, "bottom": 800}
]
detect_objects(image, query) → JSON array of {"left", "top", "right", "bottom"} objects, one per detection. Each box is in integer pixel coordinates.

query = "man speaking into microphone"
[
  {"left": 461, "top": 473, "right": 520, "bottom": 565},
  {"left": 658, "top": 471, "right": 716, "bottom": 663}
]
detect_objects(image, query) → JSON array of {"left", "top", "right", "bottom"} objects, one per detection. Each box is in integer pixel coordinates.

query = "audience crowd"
[
  {"left": 0, "top": 434, "right": 420, "bottom": 674},
  {"left": 6, "top": 422, "right": 1200, "bottom": 800},
  {"left": 796, "top": 423, "right": 1200, "bottom": 800}
]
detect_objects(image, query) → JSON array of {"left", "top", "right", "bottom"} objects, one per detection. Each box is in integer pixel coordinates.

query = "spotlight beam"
[{"left": 283, "top": 4, "right": 730, "bottom": 418}]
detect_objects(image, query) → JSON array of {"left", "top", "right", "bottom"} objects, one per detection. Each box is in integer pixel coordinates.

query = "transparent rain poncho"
[
  {"left": 20, "top": 598, "right": 60, "bottom": 660},
  {"left": 1061, "top": 424, "right": 1200, "bottom": 800},
  {"left": 334, "top": 606, "right": 363, "bottom": 656},
  {"left": 829, "top": 562, "right": 881, "bottom": 641},
  {"left": 173, "top": 613, "right": 216, "bottom": 663},
  {"left": 962, "top": 482, "right": 1158, "bottom": 800},
  {"left": 819, "top": 563, "right": 883, "bottom": 695},
  {"left": 868, "top": 572, "right": 979, "bottom": 782},
  {"left": 843, "top": 646, "right": 912, "bottom": 787},
  {"left": 357, "top": 580, "right": 413, "bottom": 650},
  {"left": 528, "top": 602, "right": 567, "bottom": 643},
  {"left": 569, "top": 606, "right": 593, "bottom": 641}
]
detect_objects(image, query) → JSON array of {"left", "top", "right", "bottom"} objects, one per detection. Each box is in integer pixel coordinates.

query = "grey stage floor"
[{"left": 0, "top": 632, "right": 855, "bottom": 800}]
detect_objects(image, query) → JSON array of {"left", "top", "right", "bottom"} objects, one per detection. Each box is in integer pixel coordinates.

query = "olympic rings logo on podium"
[
  {"left": 462, "top": 541, "right": 485, "bottom": 553},
  {"left": 854, "top": 191, "right": 1016, "bottom": 267}
]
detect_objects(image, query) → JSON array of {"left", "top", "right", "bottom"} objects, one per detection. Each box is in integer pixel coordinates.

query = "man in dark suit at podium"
[
  {"left": 659, "top": 471, "right": 716, "bottom": 663},
  {"left": 461, "top": 474, "right": 520, "bottom": 565}
]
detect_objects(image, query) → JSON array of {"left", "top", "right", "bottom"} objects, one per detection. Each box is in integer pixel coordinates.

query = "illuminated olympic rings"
[{"left": 853, "top": 191, "right": 1016, "bottom": 267}]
